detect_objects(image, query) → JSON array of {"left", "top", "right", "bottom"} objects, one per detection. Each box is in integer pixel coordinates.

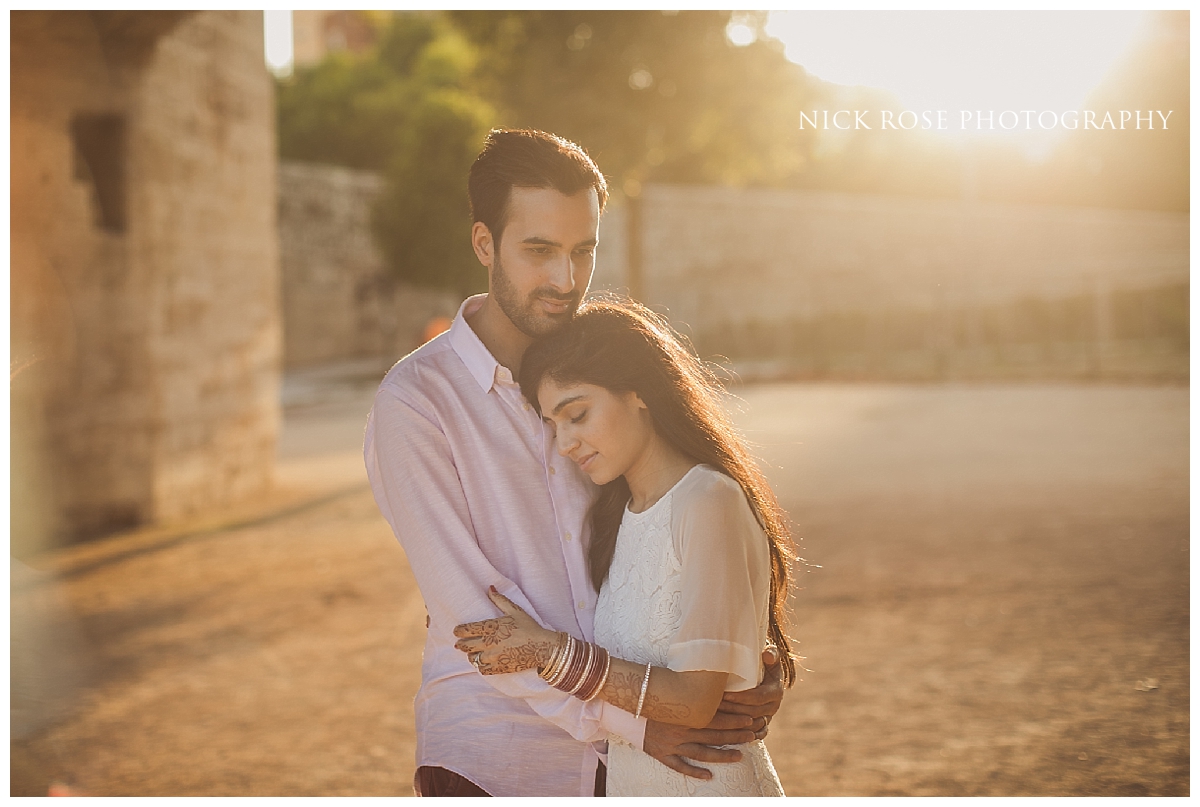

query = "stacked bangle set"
[{"left": 538, "top": 632, "right": 611, "bottom": 702}]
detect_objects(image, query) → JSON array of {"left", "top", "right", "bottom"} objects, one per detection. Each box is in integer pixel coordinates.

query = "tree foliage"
[
  {"left": 277, "top": 13, "right": 492, "bottom": 293},
  {"left": 372, "top": 86, "right": 493, "bottom": 294},
  {"left": 450, "top": 10, "right": 819, "bottom": 192},
  {"left": 276, "top": 10, "right": 1187, "bottom": 294}
]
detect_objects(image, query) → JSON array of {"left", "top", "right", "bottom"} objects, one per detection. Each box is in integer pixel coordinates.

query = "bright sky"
[
  {"left": 263, "top": 10, "right": 293, "bottom": 76},
  {"left": 761, "top": 11, "right": 1147, "bottom": 148},
  {"left": 265, "top": 10, "right": 1149, "bottom": 152}
]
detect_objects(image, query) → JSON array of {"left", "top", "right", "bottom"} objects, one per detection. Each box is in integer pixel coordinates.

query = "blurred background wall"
[
  {"left": 277, "top": 162, "right": 458, "bottom": 369},
  {"left": 11, "top": 8, "right": 1188, "bottom": 546},
  {"left": 272, "top": 9, "right": 1187, "bottom": 383},
  {"left": 275, "top": 169, "right": 1187, "bottom": 382},
  {"left": 594, "top": 186, "right": 1187, "bottom": 381},
  {"left": 11, "top": 11, "right": 280, "bottom": 550}
]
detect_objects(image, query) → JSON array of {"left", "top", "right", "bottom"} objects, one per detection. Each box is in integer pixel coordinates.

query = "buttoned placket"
[
  {"left": 541, "top": 418, "right": 597, "bottom": 639},
  {"left": 492, "top": 367, "right": 595, "bottom": 639}
]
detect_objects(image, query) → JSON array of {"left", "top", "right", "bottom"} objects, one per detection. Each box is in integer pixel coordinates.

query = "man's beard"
[{"left": 491, "top": 251, "right": 582, "bottom": 339}]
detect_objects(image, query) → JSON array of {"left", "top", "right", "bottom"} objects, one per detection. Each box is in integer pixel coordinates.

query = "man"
[{"left": 365, "top": 129, "right": 783, "bottom": 797}]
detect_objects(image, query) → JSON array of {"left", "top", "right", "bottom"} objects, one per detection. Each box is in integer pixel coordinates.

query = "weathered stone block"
[{"left": 277, "top": 161, "right": 460, "bottom": 369}]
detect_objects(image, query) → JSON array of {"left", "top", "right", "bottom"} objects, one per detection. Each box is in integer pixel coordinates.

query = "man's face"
[{"left": 481, "top": 186, "right": 600, "bottom": 339}]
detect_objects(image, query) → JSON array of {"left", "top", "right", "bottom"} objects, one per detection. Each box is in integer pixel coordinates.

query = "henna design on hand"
[
  {"left": 464, "top": 634, "right": 556, "bottom": 676},
  {"left": 490, "top": 640, "right": 552, "bottom": 674},
  {"left": 643, "top": 693, "right": 692, "bottom": 723},
  {"left": 472, "top": 638, "right": 556, "bottom": 672},
  {"left": 476, "top": 616, "right": 517, "bottom": 646},
  {"left": 601, "top": 668, "right": 693, "bottom": 722},
  {"left": 602, "top": 669, "right": 642, "bottom": 714}
]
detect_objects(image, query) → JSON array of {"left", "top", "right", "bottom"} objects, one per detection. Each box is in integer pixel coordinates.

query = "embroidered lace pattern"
[{"left": 593, "top": 466, "right": 784, "bottom": 797}]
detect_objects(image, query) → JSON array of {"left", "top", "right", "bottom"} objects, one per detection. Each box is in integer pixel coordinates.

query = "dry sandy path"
[{"left": 11, "top": 380, "right": 1188, "bottom": 796}]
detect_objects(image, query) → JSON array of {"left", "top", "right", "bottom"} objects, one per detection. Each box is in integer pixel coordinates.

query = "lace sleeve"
[{"left": 666, "top": 468, "right": 771, "bottom": 691}]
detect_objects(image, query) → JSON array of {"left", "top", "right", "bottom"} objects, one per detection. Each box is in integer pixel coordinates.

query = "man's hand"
[
  {"left": 642, "top": 648, "right": 786, "bottom": 777},
  {"left": 642, "top": 713, "right": 757, "bottom": 780},
  {"left": 716, "top": 647, "right": 785, "bottom": 740}
]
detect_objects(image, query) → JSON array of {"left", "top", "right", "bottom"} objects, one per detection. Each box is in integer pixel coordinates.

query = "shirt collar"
[{"left": 449, "top": 294, "right": 514, "bottom": 393}]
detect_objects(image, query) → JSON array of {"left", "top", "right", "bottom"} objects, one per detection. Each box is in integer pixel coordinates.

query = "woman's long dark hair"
[{"left": 519, "top": 297, "right": 799, "bottom": 686}]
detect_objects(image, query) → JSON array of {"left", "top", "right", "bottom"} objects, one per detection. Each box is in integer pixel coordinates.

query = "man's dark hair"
[{"left": 468, "top": 129, "right": 608, "bottom": 244}]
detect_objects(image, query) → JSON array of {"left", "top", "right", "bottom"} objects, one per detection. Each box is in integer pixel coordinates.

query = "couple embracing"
[{"left": 365, "top": 129, "right": 798, "bottom": 797}]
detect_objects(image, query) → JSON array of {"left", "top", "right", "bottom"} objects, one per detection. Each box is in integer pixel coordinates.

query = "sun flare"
[{"left": 764, "top": 11, "right": 1147, "bottom": 146}]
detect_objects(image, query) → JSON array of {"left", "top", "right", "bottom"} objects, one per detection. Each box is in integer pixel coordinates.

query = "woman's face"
[{"left": 537, "top": 379, "right": 654, "bottom": 486}]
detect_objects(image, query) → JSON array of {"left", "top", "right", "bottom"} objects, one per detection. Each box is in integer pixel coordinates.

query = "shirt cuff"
[{"left": 600, "top": 700, "right": 647, "bottom": 749}]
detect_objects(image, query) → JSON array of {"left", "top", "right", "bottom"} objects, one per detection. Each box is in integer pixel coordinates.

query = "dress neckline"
[{"left": 624, "top": 464, "right": 706, "bottom": 519}]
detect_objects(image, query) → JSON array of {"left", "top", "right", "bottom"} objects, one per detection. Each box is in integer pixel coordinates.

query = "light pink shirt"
[{"left": 364, "top": 294, "right": 646, "bottom": 797}]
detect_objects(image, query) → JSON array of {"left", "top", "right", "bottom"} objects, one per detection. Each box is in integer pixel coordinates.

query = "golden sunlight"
[{"left": 765, "top": 11, "right": 1147, "bottom": 146}]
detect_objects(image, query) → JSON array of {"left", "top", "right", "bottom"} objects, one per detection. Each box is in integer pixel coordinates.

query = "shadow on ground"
[{"left": 11, "top": 379, "right": 1189, "bottom": 795}]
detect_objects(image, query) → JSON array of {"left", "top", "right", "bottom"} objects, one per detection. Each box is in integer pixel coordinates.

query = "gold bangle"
[
  {"left": 541, "top": 637, "right": 559, "bottom": 682},
  {"left": 552, "top": 635, "right": 574, "bottom": 685},
  {"left": 583, "top": 649, "right": 611, "bottom": 702},
  {"left": 544, "top": 635, "right": 566, "bottom": 685},
  {"left": 548, "top": 634, "right": 575, "bottom": 687},
  {"left": 567, "top": 641, "right": 593, "bottom": 695},
  {"left": 539, "top": 632, "right": 567, "bottom": 681}
]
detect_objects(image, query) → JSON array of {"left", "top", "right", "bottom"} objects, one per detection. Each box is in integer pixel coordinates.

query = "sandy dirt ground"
[{"left": 11, "top": 378, "right": 1189, "bottom": 796}]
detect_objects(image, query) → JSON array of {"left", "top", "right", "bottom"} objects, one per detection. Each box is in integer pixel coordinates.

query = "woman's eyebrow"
[{"left": 550, "top": 394, "right": 587, "bottom": 416}]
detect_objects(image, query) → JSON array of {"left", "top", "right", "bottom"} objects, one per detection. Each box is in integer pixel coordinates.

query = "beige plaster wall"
[
  {"left": 603, "top": 185, "right": 1188, "bottom": 380},
  {"left": 12, "top": 11, "right": 280, "bottom": 545}
]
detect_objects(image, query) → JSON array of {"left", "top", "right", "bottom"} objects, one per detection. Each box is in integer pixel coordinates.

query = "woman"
[{"left": 454, "top": 298, "right": 797, "bottom": 796}]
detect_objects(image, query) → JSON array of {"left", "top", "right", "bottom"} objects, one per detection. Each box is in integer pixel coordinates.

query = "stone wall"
[
  {"left": 12, "top": 11, "right": 281, "bottom": 546},
  {"left": 274, "top": 172, "right": 1186, "bottom": 382},
  {"left": 597, "top": 185, "right": 1188, "bottom": 381},
  {"left": 277, "top": 161, "right": 461, "bottom": 370}
]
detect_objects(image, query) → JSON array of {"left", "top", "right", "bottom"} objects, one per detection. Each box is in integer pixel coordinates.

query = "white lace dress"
[{"left": 593, "top": 465, "right": 784, "bottom": 797}]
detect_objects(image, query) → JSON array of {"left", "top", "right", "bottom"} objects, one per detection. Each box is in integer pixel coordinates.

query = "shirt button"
[
  {"left": 549, "top": 466, "right": 556, "bottom": 475},
  {"left": 565, "top": 531, "right": 572, "bottom": 542},
  {"left": 523, "top": 403, "right": 530, "bottom": 411},
  {"left": 578, "top": 601, "right": 586, "bottom": 609}
]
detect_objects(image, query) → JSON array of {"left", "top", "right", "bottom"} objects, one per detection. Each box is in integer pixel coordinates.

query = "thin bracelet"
[
  {"left": 547, "top": 633, "right": 571, "bottom": 683},
  {"left": 539, "top": 634, "right": 561, "bottom": 682},
  {"left": 584, "top": 650, "right": 611, "bottom": 702},
  {"left": 557, "top": 636, "right": 579, "bottom": 687},
  {"left": 580, "top": 647, "right": 609, "bottom": 701},
  {"left": 546, "top": 635, "right": 575, "bottom": 687},
  {"left": 634, "top": 661, "right": 652, "bottom": 718},
  {"left": 560, "top": 636, "right": 585, "bottom": 690},
  {"left": 538, "top": 632, "right": 565, "bottom": 679},
  {"left": 567, "top": 641, "right": 594, "bottom": 695}
]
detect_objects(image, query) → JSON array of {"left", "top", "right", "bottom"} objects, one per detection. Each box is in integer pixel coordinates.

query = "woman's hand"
[{"left": 453, "top": 586, "right": 559, "bottom": 675}]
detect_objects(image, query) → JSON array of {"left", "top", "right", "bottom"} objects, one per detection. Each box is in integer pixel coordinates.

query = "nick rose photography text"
[{"left": 801, "top": 109, "right": 1173, "bottom": 131}]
